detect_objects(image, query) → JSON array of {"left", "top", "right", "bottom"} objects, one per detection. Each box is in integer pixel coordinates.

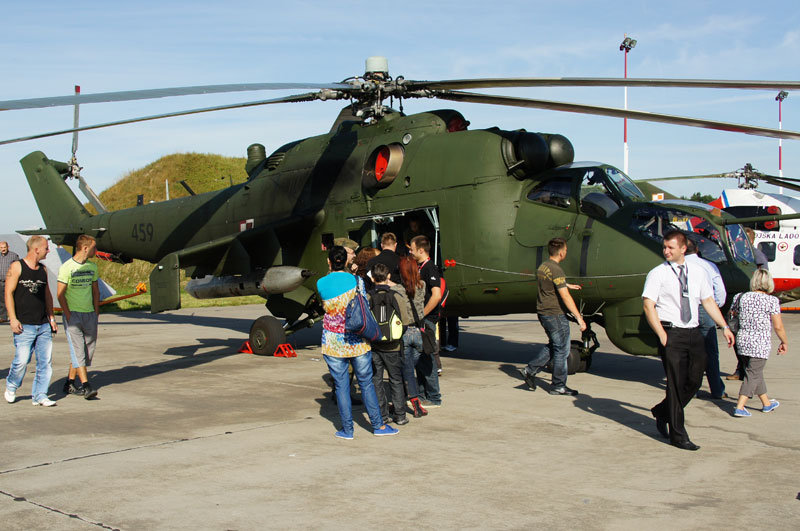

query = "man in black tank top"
[{"left": 4, "top": 236, "right": 58, "bottom": 407}]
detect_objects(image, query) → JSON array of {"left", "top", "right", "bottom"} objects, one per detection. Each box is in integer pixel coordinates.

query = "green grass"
[{"left": 81, "top": 152, "right": 263, "bottom": 313}]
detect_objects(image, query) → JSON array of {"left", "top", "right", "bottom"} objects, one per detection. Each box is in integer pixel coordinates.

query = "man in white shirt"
[
  {"left": 685, "top": 240, "right": 727, "bottom": 399},
  {"left": 642, "top": 231, "right": 734, "bottom": 451}
]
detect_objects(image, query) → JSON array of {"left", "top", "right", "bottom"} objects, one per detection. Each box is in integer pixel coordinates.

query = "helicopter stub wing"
[{"left": 148, "top": 214, "right": 315, "bottom": 313}]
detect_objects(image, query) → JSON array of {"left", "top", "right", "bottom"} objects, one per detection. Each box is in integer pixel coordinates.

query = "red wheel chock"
[
  {"left": 238, "top": 341, "right": 254, "bottom": 354},
  {"left": 274, "top": 343, "right": 297, "bottom": 358}
]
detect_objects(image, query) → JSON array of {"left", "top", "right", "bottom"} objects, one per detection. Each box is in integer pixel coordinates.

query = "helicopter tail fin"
[{"left": 19, "top": 151, "right": 93, "bottom": 245}]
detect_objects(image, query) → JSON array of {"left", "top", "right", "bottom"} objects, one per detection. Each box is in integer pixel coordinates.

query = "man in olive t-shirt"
[{"left": 519, "top": 238, "right": 586, "bottom": 395}]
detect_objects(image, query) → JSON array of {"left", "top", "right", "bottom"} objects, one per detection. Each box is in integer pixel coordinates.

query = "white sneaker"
[
  {"left": 4, "top": 389, "right": 15, "bottom": 403},
  {"left": 32, "top": 397, "right": 56, "bottom": 407},
  {"left": 442, "top": 344, "right": 457, "bottom": 352}
]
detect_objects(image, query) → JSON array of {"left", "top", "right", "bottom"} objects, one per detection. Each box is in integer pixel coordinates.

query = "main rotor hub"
[{"left": 318, "top": 57, "right": 431, "bottom": 121}]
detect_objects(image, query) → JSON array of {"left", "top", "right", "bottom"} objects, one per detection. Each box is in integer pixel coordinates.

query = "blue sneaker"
[
  {"left": 733, "top": 408, "right": 751, "bottom": 417},
  {"left": 762, "top": 400, "right": 780, "bottom": 413},
  {"left": 334, "top": 430, "right": 354, "bottom": 440},
  {"left": 374, "top": 424, "right": 399, "bottom": 436}
]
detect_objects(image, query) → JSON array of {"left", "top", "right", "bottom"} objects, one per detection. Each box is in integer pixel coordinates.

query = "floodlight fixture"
[{"left": 619, "top": 37, "right": 636, "bottom": 52}]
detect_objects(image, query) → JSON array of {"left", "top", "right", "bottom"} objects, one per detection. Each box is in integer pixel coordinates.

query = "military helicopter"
[{"left": 4, "top": 57, "right": 800, "bottom": 369}]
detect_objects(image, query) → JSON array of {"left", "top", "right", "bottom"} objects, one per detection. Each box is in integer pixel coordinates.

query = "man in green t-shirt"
[
  {"left": 519, "top": 238, "right": 586, "bottom": 396},
  {"left": 57, "top": 235, "right": 100, "bottom": 399}
]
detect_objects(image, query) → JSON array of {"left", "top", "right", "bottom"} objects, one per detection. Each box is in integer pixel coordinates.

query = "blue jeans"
[
  {"left": 324, "top": 352, "right": 384, "bottom": 435},
  {"left": 402, "top": 327, "right": 423, "bottom": 399},
  {"left": 6, "top": 323, "right": 53, "bottom": 402},
  {"left": 527, "top": 314, "right": 570, "bottom": 388},
  {"left": 699, "top": 307, "right": 725, "bottom": 398}
]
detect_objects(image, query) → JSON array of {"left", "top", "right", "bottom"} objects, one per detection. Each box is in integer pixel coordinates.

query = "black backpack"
[{"left": 367, "top": 285, "right": 406, "bottom": 350}]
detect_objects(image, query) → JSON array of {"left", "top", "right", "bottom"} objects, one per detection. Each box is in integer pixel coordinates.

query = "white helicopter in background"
[{"left": 647, "top": 163, "right": 800, "bottom": 304}]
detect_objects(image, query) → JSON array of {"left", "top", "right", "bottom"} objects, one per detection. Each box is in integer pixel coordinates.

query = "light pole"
[
  {"left": 620, "top": 36, "right": 637, "bottom": 175},
  {"left": 776, "top": 91, "right": 788, "bottom": 193}
]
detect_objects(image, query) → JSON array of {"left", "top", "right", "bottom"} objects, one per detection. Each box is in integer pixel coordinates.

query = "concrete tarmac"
[{"left": 1, "top": 306, "right": 798, "bottom": 530}]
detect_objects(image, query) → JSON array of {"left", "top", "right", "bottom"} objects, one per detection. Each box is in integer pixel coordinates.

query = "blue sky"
[{"left": 2, "top": 0, "right": 800, "bottom": 231}]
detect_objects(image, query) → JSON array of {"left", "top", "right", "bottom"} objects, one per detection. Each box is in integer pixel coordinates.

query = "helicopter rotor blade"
[
  {"left": 0, "top": 83, "right": 349, "bottom": 111},
  {"left": 758, "top": 173, "right": 800, "bottom": 183},
  {"left": 642, "top": 174, "right": 734, "bottom": 182},
  {"left": 758, "top": 176, "right": 800, "bottom": 194},
  {"left": 406, "top": 77, "right": 800, "bottom": 91},
  {"left": 431, "top": 90, "right": 800, "bottom": 141},
  {"left": 0, "top": 92, "right": 319, "bottom": 146}
]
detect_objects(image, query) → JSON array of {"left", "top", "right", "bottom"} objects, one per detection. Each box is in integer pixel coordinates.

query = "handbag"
[
  {"left": 727, "top": 292, "right": 743, "bottom": 335},
  {"left": 409, "top": 296, "right": 436, "bottom": 355},
  {"left": 345, "top": 276, "right": 381, "bottom": 341}
]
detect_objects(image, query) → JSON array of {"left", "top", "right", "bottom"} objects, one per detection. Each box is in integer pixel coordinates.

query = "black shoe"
[
  {"left": 63, "top": 380, "right": 81, "bottom": 395},
  {"left": 394, "top": 417, "right": 409, "bottom": 426},
  {"left": 672, "top": 440, "right": 700, "bottom": 451},
  {"left": 549, "top": 386, "right": 578, "bottom": 396},
  {"left": 382, "top": 416, "right": 392, "bottom": 425},
  {"left": 81, "top": 383, "right": 98, "bottom": 400},
  {"left": 518, "top": 367, "right": 537, "bottom": 391},
  {"left": 655, "top": 417, "right": 669, "bottom": 439}
]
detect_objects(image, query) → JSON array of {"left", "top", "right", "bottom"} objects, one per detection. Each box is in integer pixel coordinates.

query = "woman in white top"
[{"left": 732, "top": 269, "right": 789, "bottom": 417}]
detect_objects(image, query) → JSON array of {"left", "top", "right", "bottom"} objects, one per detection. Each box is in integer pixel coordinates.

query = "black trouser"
[
  {"left": 372, "top": 348, "right": 407, "bottom": 421},
  {"left": 439, "top": 315, "right": 459, "bottom": 348},
  {"left": 0, "top": 280, "right": 6, "bottom": 319},
  {"left": 733, "top": 345, "right": 748, "bottom": 378},
  {"left": 651, "top": 327, "right": 706, "bottom": 444}
]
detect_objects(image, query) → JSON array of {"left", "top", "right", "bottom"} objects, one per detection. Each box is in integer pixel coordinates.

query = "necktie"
[{"left": 678, "top": 265, "right": 691, "bottom": 323}]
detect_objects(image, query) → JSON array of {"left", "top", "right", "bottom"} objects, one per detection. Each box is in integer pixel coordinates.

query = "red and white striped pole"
[
  {"left": 619, "top": 36, "right": 637, "bottom": 175},
  {"left": 776, "top": 90, "right": 788, "bottom": 193}
]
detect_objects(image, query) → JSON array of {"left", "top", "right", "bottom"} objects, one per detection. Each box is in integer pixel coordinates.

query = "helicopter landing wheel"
[
  {"left": 568, "top": 340, "right": 592, "bottom": 374},
  {"left": 249, "top": 315, "right": 286, "bottom": 356}
]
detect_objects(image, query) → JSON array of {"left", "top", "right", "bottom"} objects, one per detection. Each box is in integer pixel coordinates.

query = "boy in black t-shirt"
[{"left": 409, "top": 235, "right": 443, "bottom": 407}]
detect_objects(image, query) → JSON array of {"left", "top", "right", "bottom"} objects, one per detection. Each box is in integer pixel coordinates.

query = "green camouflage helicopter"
[{"left": 3, "top": 57, "right": 800, "bottom": 367}]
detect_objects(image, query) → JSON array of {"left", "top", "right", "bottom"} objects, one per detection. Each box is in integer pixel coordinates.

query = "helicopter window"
[
  {"left": 689, "top": 220, "right": 726, "bottom": 263},
  {"left": 758, "top": 242, "right": 776, "bottom": 262},
  {"left": 795, "top": 245, "right": 800, "bottom": 266},
  {"left": 630, "top": 207, "right": 726, "bottom": 263},
  {"left": 604, "top": 167, "right": 645, "bottom": 200},
  {"left": 527, "top": 178, "right": 572, "bottom": 208},
  {"left": 725, "top": 224, "right": 755, "bottom": 264},
  {"left": 579, "top": 169, "right": 620, "bottom": 217}
]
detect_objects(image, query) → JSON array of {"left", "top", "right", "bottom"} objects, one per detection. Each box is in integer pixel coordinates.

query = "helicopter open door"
[
  {"left": 347, "top": 206, "right": 443, "bottom": 263},
  {"left": 514, "top": 174, "right": 578, "bottom": 248}
]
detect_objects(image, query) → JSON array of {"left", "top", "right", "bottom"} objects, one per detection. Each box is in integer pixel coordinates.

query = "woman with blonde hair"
[{"left": 732, "top": 269, "right": 788, "bottom": 417}]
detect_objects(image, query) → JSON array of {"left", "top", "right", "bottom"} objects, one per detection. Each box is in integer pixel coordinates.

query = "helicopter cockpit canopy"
[
  {"left": 632, "top": 200, "right": 756, "bottom": 265},
  {"left": 527, "top": 162, "right": 645, "bottom": 217}
]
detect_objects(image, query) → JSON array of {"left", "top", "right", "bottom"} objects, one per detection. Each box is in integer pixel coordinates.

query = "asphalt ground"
[{"left": 1, "top": 306, "right": 798, "bottom": 530}]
